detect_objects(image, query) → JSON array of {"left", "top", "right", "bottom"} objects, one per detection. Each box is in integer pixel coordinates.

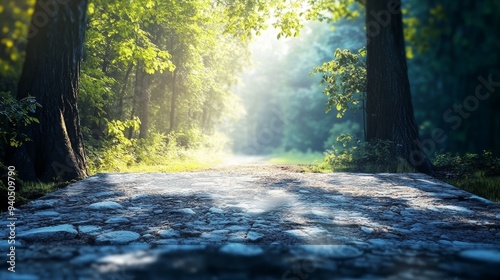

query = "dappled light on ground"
[{"left": 2, "top": 169, "right": 499, "bottom": 279}]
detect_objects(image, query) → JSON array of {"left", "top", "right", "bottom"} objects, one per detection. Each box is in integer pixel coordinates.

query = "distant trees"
[
  {"left": 232, "top": 20, "right": 365, "bottom": 154},
  {"left": 80, "top": 0, "right": 250, "bottom": 144},
  {"left": 308, "top": 0, "right": 433, "bottom": 173},
  {"left": 4, "top": 0, "right": 302, "bottom": 181},
  {"left": 1, "top": 0, "right": 497, "bottom": 180},
  {"left": 406, "top": 0, "right": 500, "bottom": 156}
]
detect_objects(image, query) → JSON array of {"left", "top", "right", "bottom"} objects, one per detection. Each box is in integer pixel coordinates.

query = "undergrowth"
[
  {"left": 0, "top": 165, "right": 74, "bottom": 213},
  {"left": 1, "top": 122, "right": 229, "bottom": 212},
  {"left": 318, "top": 133, "right": 500, "bottom": 203},
  {"left": 433, "top": 151, "right": 500, "bottom": 203},
  {"left": 86, "top": 119, "right": 228, "bottom": 174},
  {"left": 320, "top": 134, "right": 415, "bottom": 173}
]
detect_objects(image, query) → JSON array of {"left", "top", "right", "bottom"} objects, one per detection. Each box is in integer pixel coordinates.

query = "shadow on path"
[{"left": 1, "top": 171, "right": 499, "bottom": 279}]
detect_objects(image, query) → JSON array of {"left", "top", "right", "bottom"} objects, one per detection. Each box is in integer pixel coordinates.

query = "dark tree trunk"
[
  {"left": 365, "top": 0, "right": 433, "bottom": 174},
  {"left": 128, "top": 65, "right": 141, "bottom": 139},
  {"left": 5, "top": 0, "right": 89, "bottom": 182},
  {"left": 133, "top": 64, "right": 150, "bottom": 139},
  {"left": 138, "top": 73, "right": 150, "bottom": 139},
  {"left": 169, "top": 69, "right": 178, "bottom": 132},
  {"left": 118, "top": 63, "right": 134, "bottom": 120}
]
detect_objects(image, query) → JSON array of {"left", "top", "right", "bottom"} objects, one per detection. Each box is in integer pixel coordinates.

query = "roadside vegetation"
[
  {"left": 84, "top": 119, "right": 228, "bottom": 174},
  {"left": 3, "top": 145, "right": 499, "bottom": 213},
  {"left": 1, "top": 126, "right": 229, "bottom": 212},
  {"left": 269, "top": 150, "right": 324, "bottom": 165},
  {"left": 315, "top": 135, "right": 500, "bottom": 203},
  {"left": 1, "top": 1, "right": 499, "bottom": 210}
]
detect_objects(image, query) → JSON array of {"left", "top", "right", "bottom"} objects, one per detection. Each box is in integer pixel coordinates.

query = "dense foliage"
[
  {"left": 0, "top": 0, "right": 498, "bottom": 176},
  {"left": 231, "top": 18, "right": 365, "bottom": 154},
  {"left": 77, "top": 0, "right": 253, "bottom": 170},
  {"left": 0, "top": 0, "right": 499, "bottom": 207},
  {"left": 0, "top": 92, "right": 39, "bottom": 147},
  {"left": 406, "top": 1, "right": 500, "bottom": 156}
]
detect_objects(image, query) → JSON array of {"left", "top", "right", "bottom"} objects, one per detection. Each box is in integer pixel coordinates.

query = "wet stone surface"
[{"left": 1, "top": 171, "right": 500, "bottom": 279}]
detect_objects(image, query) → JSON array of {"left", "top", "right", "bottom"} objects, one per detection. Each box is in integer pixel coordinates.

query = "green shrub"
[
  {"left": 85, "top": 120, "right": 229, "bottom": 174},
  {"left": 323, "top": 134, "right": 414, "bottom": 173},
  {"left": 86, "top": 118, "right": 140, "bottom": 173},
  {"left": 135, "top": 132, "right": 168, "bottom": 164},
  {"left": 433, "top": 150, "right": 500, "bottom": 178},
  {"left": 0, "top": 91, "right": 40, "bottom": 147},
  {"left": 323, "top": 120, "right": 361, "bottom": 150},
  {"left": 202, "top": 132, "right": 230, "bottom": 152},
  {"left": 432, "top": 151, "right": 500, "bottom": 203},
  {"left": 175, "top": 128, "right": 205, "bottom": 149}
]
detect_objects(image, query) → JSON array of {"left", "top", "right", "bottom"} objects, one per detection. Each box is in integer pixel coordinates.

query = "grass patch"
[
  {"left": 116, "top": 151, "right": 225, "bottom": 173},
  {"left": 1, "top": 180, "right": 74, "bottom": 213},
  {"left": 432, "top": 151, "right": 500, "bottom": 203},
  {"left": 18, "top": 180, "right": 73, "bottom": 200},
  {"left": 268, "top": 150, "right": 331, "bottom": 173},
  {"left": 1, "top": 147, "right": 225, "bottom": 213},
  {"left": 269, "top": 150, "right": 324, "bottom": 165},
  {"left": 441, "top": 176, "right": 500, "bottom": 204},
  {"left": 314, "top": 137, "right": 500, "bottom": 203},
  {"left": 86, "top": 129, "right": 229, "bottom": 174}
]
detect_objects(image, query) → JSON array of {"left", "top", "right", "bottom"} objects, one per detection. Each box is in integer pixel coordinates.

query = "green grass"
[
  {"left": 269, "top": 150, "right": 324, "bottom": 165},
  {"left": 17, "top": 180, "right": 73, "bottom": 201},
  {"left": 1, "top": 180, "right": 71, "bottom": 213},
  {"left": 443, "top": 176, "right": 500, "bottom": 204},
  {"left": 268, "top": 150, "right": 333, "bottom": 173},
  {"left": 119, "top": 157, "right": 220, "bottom": 173},
  {"left": 1, "top": 149, "right": 226, "bottom": 213},
  {"left": 89, "top": 148, "right": 226, "bottom": 174}
]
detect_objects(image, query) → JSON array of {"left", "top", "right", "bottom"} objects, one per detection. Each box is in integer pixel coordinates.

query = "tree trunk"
[
  {"left": 118, "top": 63, "right": 134, "bottom": 120},
  {"left": 135, "top": 68, "right": 150, "bottom": 139},
  {"left": 127, "top": 65, "right": 141, "bottom": 139},
  {"left": 201, "top": 107, "right": 208, "bottom": 132},
  {"left": 5, "top": 0, "right": 89, "bottom": 182},
  {"left": 169, "top": 69, "right": 178, "bottom": 132},
  {"left": 138, "top": 77, "right": 150, "bottom": 139},
  {"left": 365, "top": 0, "right": 433, "bottom": 174}
]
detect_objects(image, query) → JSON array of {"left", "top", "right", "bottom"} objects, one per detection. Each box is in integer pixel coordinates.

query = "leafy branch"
[
  {"left": 312, "top": 48, "right": 366, "bottom": 118},
  {"left": 0, "top": 91, "right": 41, "bottom": 147}
]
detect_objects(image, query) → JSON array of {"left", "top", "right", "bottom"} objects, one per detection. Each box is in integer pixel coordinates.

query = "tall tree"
[
  {"left": 405, "top": 1, "right": 500, "bottom": 155},
  {"left": 5, "top": 0, "right": 89, "bottom": 181},
  {"left": 365, "top": 0, "right": 433, "bottom": 174}
]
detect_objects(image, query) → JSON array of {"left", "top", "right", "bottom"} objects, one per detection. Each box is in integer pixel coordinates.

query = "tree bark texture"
[
  {"left": 5, "top": 0, "right": 89, "bottom": 181},
  {"left": 365, "top": 0, "right": 433, "bottom": 174}
]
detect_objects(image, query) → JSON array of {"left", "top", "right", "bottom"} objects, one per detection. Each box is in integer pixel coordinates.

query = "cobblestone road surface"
[{"left": 1, "top": 167, "right": 500, "bottom": 279}]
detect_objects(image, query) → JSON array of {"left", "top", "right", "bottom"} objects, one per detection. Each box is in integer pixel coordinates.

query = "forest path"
[{"left": 2, "top": 164, "right": 500, "bottom": 279}]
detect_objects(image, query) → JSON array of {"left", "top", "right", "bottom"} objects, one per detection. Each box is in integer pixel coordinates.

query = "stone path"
[{"left": 1, "top": 170, "right": 500, "bottom": 279}]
